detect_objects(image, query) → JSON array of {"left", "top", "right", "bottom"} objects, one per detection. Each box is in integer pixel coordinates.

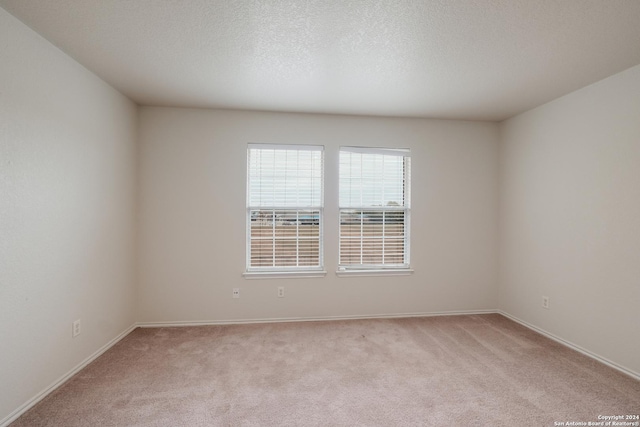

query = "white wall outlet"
[
  {"left": 233, "top": 288, "right": 240, "bottom": 298},
  {"left": 277, "top": 286, "right": 285, "bottom": 298},
  {"left": 72, "top": 319, "right": 81, "bottom": 337},
  {"left": 542, "top": 296, "right": 550, "bottom": 309}
]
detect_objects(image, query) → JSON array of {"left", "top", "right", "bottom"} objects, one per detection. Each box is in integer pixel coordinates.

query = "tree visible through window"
[
  {"left": 247, "top": 144, "right": 324, "bottom": 271},
  {"left": 339, "top": 147, "right": 411, "bottom": 269}
]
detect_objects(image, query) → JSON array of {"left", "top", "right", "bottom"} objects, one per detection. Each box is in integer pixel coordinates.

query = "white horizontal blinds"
[
  {"left": 339, "top": 147, "right": 410, "bottom": 268},
  {"left": 247, "top": 144, "right": 323, "bottom": 270}
]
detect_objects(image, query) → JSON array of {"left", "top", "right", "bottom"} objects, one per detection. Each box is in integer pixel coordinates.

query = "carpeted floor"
[{"left": 10, "top": 314, "right": 640, "bottom": 426}]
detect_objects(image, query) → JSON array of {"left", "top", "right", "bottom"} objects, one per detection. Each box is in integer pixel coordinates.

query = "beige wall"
[
  {"left": 499, "top": 64, "right": 640, "bottom": 375},
  {"left": 137, "top": 108, "right": 499, "bottom": 323},
  {"left": 0, "top": 8, "right": 138, "bottom": 423}
]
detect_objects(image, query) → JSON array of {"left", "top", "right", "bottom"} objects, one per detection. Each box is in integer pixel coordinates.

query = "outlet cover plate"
[{"left": 72, "top": 319, "right": 81, "bottom": 337}]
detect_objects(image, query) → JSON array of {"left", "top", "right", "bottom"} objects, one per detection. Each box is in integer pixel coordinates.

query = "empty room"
[{"left": 1, "top": 1, "right": 639, "bottom": 426}]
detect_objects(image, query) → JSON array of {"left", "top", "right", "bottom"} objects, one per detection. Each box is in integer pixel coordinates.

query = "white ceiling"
[{"left": 2, "top": 0, "right": 640, "bottom": 121}]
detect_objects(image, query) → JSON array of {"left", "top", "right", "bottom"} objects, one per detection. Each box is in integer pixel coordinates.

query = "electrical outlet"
[
  {"left": 72, "top": 319, "right": 81, "bottom": 337},
  {"left": 542, "top": 296, "right": 550, "bottom": 309},
  {"left": 277, "top": 286, "right": 285, "bottom": 298},
  {"left": 233, "top": 288, "right": 240, "bottom": 298}
]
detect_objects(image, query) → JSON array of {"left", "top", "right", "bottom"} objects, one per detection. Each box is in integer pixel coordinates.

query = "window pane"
[
  {"left": 249, "top": 148, "right": 322, "bottom": 208},
  {"left": 339, "top": 151, "right": 405, "bottom": 208},
  {"left": 249, "top": 208, "right": 322, "bottom": 269}
]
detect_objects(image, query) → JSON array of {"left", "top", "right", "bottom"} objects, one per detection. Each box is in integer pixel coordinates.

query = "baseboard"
[
  {"left": 136, "top": 309, "right": 499, "bottom": 328},
  {"left": 498, "top": 310, "right": 640, "bottom": 381},
  {"left": 0, "top": 323, "right": 137, "bottom": 427}
]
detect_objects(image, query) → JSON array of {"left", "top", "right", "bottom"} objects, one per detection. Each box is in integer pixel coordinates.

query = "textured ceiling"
[{"left": 2, "top": 0, "right": 640, "bottom": 121}]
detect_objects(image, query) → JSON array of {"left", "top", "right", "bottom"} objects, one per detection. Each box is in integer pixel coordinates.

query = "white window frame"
[
  {"left": 244, "top": 143, "right": 326, "bottom": 279},
  {"left": 337, "top": 146, "right": 412, "bottom": 276}
]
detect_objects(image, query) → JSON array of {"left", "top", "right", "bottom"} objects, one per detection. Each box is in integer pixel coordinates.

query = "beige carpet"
[{"left": 11, "top": 314, "right": 640, "bottom": 426}]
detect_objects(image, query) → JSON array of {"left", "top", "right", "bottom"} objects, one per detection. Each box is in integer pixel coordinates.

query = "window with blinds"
[
  {"left": 339, "top": 147, "right": 411, "bottom": 270},
  {"left": 247, "top": 144, "right": 324, "bottom": 271}
]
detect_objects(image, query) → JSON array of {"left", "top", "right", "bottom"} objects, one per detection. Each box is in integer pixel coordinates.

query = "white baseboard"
[
  {"left": 498, "top": 310, "right": 640, "bottom": 381},
  {"left": 136, "top": 309, "right": 499, "bottom": 328},
  {"left": 0, "top": 323, "right": 137, "bottom": 427}
]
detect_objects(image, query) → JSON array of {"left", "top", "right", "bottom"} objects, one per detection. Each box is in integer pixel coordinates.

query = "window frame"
[
  {"left": 337, "top": 146, "right": 412, "bottom": 276},
  {"left": 244, "top": 143, "right": 326, "bottom": 278}
]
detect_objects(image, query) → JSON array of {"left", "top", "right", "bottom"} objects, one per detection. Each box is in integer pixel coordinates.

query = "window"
[
  {"left": 246, "top": 144, "right": 324, "bottom": 275},
  {"left": 339, "top": 147, "right": 411, "bottom": 272}
]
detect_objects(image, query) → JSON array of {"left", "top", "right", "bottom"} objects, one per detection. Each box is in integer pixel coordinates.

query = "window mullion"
[
  {"left": 382, "top": 210, "right": 386, "bottom": 265},
  {"left": 271, "top": 209, "right": 276, "bottom": 267},
  {"left": 359, "top": 210, "right": 364, "bottom": 265},
  {"left": 295, "top": 210, "right": 300, "bottom": 267}
]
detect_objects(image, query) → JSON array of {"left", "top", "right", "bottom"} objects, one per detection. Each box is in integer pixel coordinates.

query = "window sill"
[
  {"left": 335, "top": 268, "right": 414, "bottom": 278},
  {"left": 243, "top": 270, "right": 327, "bottom": 279}
]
